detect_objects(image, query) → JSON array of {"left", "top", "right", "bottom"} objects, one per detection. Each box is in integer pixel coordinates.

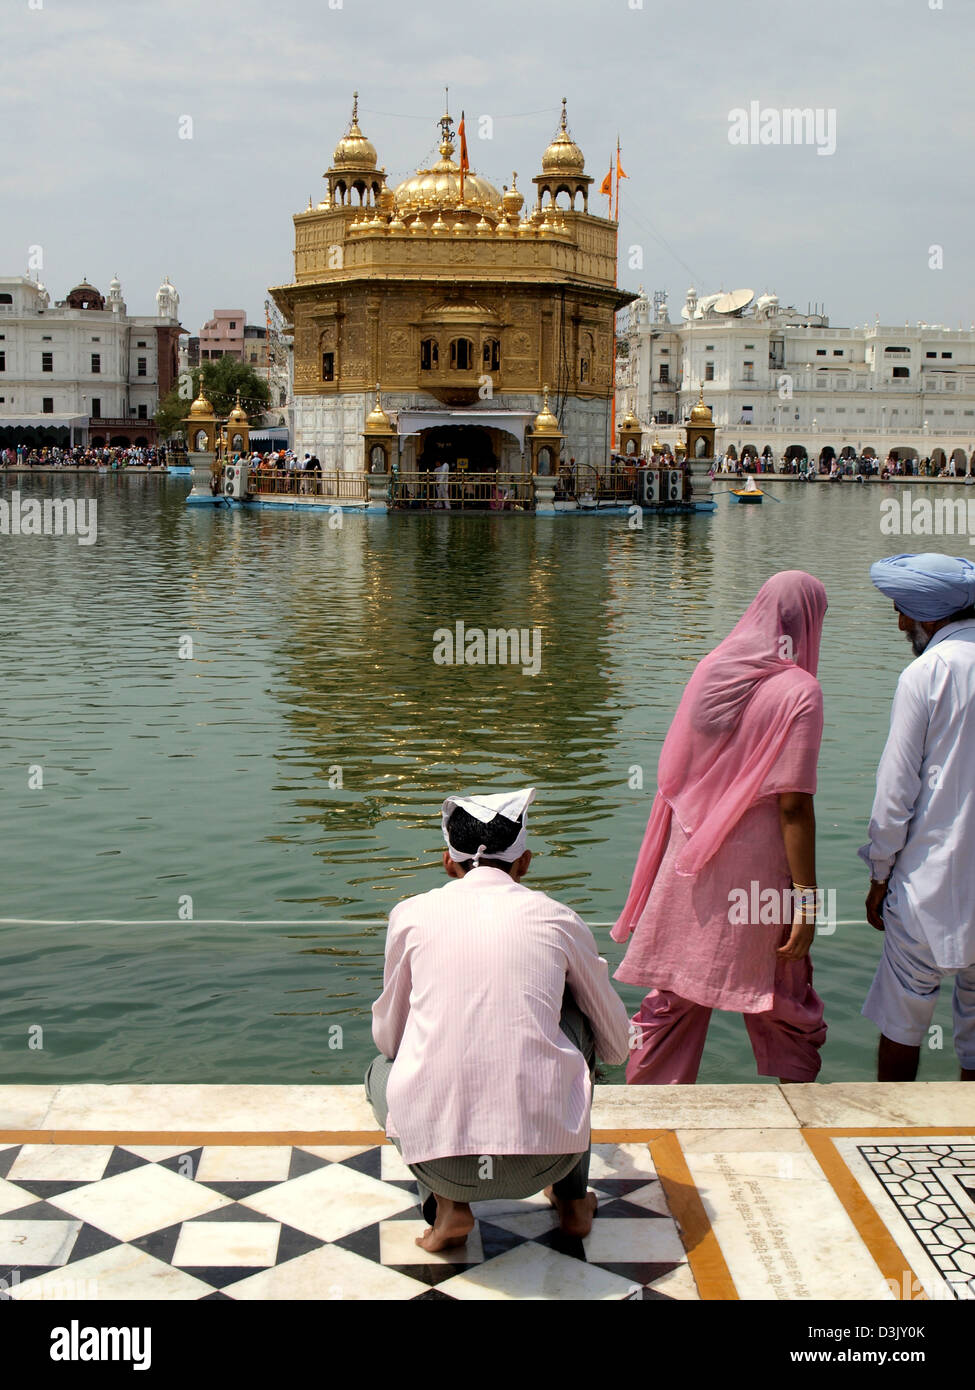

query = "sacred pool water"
[{"left": 0, "top": 473, "right": 961, "bottom": 1084}]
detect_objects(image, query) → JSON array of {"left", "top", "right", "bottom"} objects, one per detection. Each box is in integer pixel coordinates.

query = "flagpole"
[{"left": 611, "top": 137, "right": 625, "bottom": 460}]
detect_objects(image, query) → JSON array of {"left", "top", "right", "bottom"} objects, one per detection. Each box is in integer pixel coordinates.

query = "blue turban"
[{"left": 870, "top": 552, "right": 975, "bottom": 622}]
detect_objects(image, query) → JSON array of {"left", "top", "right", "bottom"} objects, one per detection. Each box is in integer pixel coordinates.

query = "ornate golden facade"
[{"left": 270, "top": 95, "right": 635, "bottom": 473}]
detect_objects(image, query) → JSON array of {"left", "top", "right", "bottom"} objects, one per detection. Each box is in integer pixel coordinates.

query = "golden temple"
[{"left": 270, "top": 94, "right": 636, "bottom": 477}]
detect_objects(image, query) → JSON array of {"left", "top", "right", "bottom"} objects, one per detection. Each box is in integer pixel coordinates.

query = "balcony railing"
[
  {"left": 391, "top": 471, "right": 532, "bottom": 510},
  {"left": 248, "top": 467, "right": 368, "bottom": 502}
]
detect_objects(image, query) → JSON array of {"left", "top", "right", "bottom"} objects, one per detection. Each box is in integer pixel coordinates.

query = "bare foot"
[
  {"left": 543, "top": 1186, "right": 598, "bottom": 1237},
  {"left": 415, "top": 1197, "right": 475, "bottom": 1253}
]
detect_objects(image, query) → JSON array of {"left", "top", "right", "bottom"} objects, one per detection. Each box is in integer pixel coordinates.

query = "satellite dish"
[
  {"left": 713, "top": 288, "right": 755, "bottom": 315},
  {"left": 694, "top": 293, "right": 723, "bottom": 319}
]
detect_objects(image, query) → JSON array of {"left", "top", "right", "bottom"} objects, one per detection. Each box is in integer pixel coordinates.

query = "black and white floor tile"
[
  {"left": 856, "top": 1140, "right": 975, "bottom": 1299},
  {"left": 0, "top": 1141, "right": 698, "bottom": 1301}
]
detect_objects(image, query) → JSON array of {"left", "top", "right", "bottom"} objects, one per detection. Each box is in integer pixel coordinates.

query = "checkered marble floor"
[{"left": 0, "top": 1141, "right": 697, "bottom": 1301}]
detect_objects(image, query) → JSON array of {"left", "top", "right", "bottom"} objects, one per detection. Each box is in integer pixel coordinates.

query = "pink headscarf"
[{"left": 612, "top": 571, "right": 827, "bottom": 942}]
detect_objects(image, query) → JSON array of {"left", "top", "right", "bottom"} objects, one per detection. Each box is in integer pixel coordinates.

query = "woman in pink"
[{"left": 614, "top": 571, "right": 828, "bottom": 1084}]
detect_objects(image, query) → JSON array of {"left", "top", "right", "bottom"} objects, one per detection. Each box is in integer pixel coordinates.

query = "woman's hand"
[{"left": 776, "top": 915, "right": 816, "bottom": 961}]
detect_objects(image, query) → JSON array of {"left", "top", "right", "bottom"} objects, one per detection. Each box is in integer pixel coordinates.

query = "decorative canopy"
[
  {"left": 331, "top": 92, "right": 379, "bottom": 171},
  {"left": 541, "top": 99, "right": 585, "bottom": 176}
]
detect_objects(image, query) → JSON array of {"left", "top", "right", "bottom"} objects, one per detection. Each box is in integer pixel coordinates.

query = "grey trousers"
[{"left": 365, "top": 986, "right": 595, "bottom": 1225}]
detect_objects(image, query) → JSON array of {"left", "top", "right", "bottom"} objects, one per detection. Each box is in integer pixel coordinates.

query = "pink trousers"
[{"left": 625, "top": 956, "right": 827, "bottom": 1084}]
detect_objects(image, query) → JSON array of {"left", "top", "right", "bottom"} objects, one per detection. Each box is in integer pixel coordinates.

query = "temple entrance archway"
[{"left": 417, "top": 424, "right": 498, "bottom": 473}]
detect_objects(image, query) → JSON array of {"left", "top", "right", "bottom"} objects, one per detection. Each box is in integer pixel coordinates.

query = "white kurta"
[{"left": 862, "top": 619, "right": 975, "bottom": 969}]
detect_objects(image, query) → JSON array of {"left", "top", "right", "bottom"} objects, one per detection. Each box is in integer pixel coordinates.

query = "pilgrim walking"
[{"left": 614, "top": 571, "right": 829, "bottom": 1085}]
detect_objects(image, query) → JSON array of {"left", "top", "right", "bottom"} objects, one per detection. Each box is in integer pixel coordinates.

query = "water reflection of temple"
[
  {"left": 263, "top": 515, "right": 626, "bottom": 904},
  {"left": 270, "top": 94, "right": 635, "bottom": 477}
]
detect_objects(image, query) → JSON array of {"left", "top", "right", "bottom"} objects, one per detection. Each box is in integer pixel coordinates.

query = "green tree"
[{"left": 154, "top": 354, "right": 271, "bottom": 441}]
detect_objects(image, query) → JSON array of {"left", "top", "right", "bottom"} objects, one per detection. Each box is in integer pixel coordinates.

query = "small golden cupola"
[
  {"left": 227, "top": 390, "right": 248, "bottom": 426},
  {"left": 324, "top": 92, "right": 384, "bottom": 210},
  {"left": 530, "top": 386, "right": 564, "bottom": 475},
  {"left": 534, "top": 98, "right": 593, "bottom": 214},
  {"left": 532, "top": 388, "right": 561, "bottom": 435},
  {"left": 502, "top": 172, "right": 524, "bottom": 223},
  {"left": 226, "top": 390, "right": 250, "bottom": 455},
  {"left": 690, "top": 387, "right": 713, "bottom": 423},
  {"left": 188, "top": 382, "right": 214, "bottom": 418},
  {"left": 364, "top": 386, "right": 393, "bottom": 432}
]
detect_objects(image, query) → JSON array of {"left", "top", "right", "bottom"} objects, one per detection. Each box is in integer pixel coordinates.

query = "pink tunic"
[
  {"left": 614, "top": 799, "right": 789, "bottom": 1012},
  {"left": 614, "top": 680, "right": 823, "bottom": 1013}
]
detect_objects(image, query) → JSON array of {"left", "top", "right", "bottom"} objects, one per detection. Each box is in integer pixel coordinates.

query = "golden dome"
[
  {"left": 532, "top": 387, "right": 561, "bottom": 435},
  {"left": 502, "top": 173, "right": 524, "bottom": 216},
  {"left": 675, "top": 438, "right": 687, "bottom": 455},
  {"left": 227, "top": 390, "right": 248, "bottom": 425},
  {"left": 690, "top": 387, "right": 713, "bottom": 423},
  {"left": 331, "top": 92, "right": 378, "bottom": 170},
  {"left": 392, "top": 114, "right": 502, "bottom": 220},
  {"left": 364, "top": 386, "right": 392, "bottom": 432},
  {"left": 541, "top": 98, "right": 585, "bottom": 175},
  {"left": 620, "top": 408, "right": 640, "bottom": 431},
  {"left": 188, "top": 380, "right": 214, "bottom": 418}
]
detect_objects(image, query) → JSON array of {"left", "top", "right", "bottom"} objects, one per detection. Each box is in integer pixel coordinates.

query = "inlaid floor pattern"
[{"left": 0, "top": 1141, "right": 698, "bottom": 1301}]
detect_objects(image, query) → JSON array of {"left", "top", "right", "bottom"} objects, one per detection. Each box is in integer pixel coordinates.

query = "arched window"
[
  {"left": 420, "top": 338, "right": 439, "bottom": 370},
  {"left": 483, "top": 338, "right": 500, "bottom": 372},
  {"left": 450, "top": 338, "right": 474, "bottom": 370},
  {"left": 580, "top": 332, "right": 594, "bottom": 385},
  {"left": 0, "top": 293, "right": 12, "bottom": 305}
]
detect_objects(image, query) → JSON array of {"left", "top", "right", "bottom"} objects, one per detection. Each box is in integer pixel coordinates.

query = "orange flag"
[
  {"left": 600, "top": 165, "right": 613, "bottom": 196},
  {"left": 616, "top": 147, "right": 628, "bottom": 181},
  {"left": 458, "top": 111, "right": 470, "bottom": 199}
]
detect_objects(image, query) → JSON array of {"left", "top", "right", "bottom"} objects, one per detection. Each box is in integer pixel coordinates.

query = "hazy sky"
[{"left": 3, "top": 0, "right": 972, "bottom": 334}]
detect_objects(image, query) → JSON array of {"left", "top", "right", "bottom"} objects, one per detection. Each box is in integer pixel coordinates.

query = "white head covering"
[{"left": 442, "top": 787, "right": 536, "bottom": 866}]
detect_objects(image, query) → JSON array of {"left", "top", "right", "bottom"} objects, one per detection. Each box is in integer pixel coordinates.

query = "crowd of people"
[
  {"left": 1, "top": 444, "right": 173, "bottom": 469},
  {"left": 712, "top": 451, "right": 975, "bottom": 481},
  {"left": 366, "top": 556, "right": 975, "bottom": 1250}
]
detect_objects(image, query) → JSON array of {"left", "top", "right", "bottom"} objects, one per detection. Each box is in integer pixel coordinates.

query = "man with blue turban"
[{"left": 861, "top": 552, "right": 975, "bottom": 1081}]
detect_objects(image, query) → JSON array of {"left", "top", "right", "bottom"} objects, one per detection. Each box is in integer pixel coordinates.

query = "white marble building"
[
  {"left": 292, "top": 390, "right": 610, "bottom": 475},
  {"left": 618, "top": 288, "right": 975, "bottom": 468},
  {"left": 0, "top": 274, "right": 183, "bottom": 445}
]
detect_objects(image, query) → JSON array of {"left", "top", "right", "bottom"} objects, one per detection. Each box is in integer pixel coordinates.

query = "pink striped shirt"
[{"left": 372, "top": 866, "right": 631, "bottom": 1165}]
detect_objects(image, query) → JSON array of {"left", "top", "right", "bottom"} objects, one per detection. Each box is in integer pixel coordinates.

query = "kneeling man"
[{"left": 366, "top": 788, "right": 630, "bottom": 1251}]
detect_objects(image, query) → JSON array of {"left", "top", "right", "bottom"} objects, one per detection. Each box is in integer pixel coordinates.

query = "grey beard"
[{"left": 906, "top": 624, "right": 929, "bottom": 657}]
